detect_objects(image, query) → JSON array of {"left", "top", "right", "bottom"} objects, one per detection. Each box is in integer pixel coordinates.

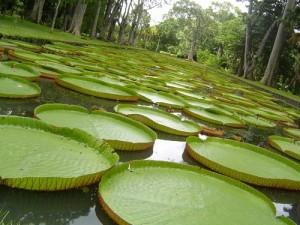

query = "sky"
[{"left": 148, "top": 0, "right": 247, "bottom": 25}]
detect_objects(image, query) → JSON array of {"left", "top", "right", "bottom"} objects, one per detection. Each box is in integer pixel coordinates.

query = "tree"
[
  {"left": 168, "top": 0, "right": 203, "bottom": 61},
  {"left": 51, "top": 0, "right": 62, "bottom": 31},
  {"left": 30, "top": 0, "right": 46, "bottom": 24},
  {"left": 118, "top": 0, "right": 133, "bottom": 44},
  {"left": 90, "top": 0, "right": 102, "bottom": 38},
  {"left": 67, "top": 0, "right": 88, "bottom": 36},
  {"left": 260, "top": 0, "right": 296, "bottom": 86}
]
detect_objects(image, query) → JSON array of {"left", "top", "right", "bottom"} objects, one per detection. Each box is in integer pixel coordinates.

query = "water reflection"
[{"left": 0, "top": 185, "right": 97, "bottom": 225}]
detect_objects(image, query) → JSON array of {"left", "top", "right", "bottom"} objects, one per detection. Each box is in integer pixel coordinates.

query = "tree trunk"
[
  {"left": 131, "top": 3, "right": 144, "bottom": 46},
  {"left": 106, "top": 0, "right": 122, "bottom": 40},
  {"left": 244, "top": 19, "right": 278, "bottom": 79},
  {"left": 188, "top": 18, "right": 200, "bottom": 62},
  {"left": 67, "top": 0, "right": 88, "bottom": 36},
  {"left": 156, "top": 36, "right": 160, "bottom": 52},
  {"left": 260, "top": 0, "right": 296, "bottom": 86},
  {"left": 188, "top": 29, "right": 197, "bottom": 61},
  {"left": 61, "top": 3, "right": 71, "bottom": 31},
  {"left": 51, "top": 0, "right": 61, "bottom": 31},
  {"left": 30, "top": 0, "right": 45, "bottom": 24},
  {"left": 99, "top": 0, "right": 114, "bottom": 39},
  {"left": 118, "top": 0, "right": 133, "bottom": 44},
  {"left": 90, "top": 0, "right": 102, "bottom": 38},
  {"left": 237, "top": 55, "right": 244, "bottom": 76},
  {"left": 243, "top": 0, "right": 253, "bottom": 79},
  {"left": 128, "top": 0, "right": 143, "bottom": 45},
  {"left": 217, "top": 43, "right": 223, "bottom": 59}
]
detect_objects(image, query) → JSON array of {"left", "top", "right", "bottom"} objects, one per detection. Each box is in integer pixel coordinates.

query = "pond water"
[{"left": 0, "top": 79, "right": 299, "bottom": 225}]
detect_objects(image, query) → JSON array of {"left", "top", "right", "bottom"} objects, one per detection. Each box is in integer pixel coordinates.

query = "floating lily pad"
[
  {"left": 283, "top": 128, "right": 300, "bottom": 140},
  {"left": 186, "top": 136, "right": 300, "bottom": 190},
  {"left": 35, "top": 61, "right": 83, "bottom": 75},
  {"left": 269, "top": 135, "right": 300, "bottom": 160},
  {"left": 249, "top": 107, "right": 294, "bottom": 123},
  {"left": 56, "top": 74, "right": 138, "bottom": 101},
  {"left": 8, "top": 49, "right": 43, "bottom": 62},
  {"left": 34, "top": 104, "right": 156, "bottom": 150},
  {"left": 0, "top": 116, "right": 119, "bottom": 191},
  {"left": 127, "top": 85, "right": 187, "bottom": 108},
  {"left": 176, "top": 90, "right": 207, "bottom": 101},
  {"left": 235, "top": 114, "right": 276, "bottom": 128},
  {"left": 4, "top": 39, "right": 40, "bottom": 51},
  {"left": 0, "top": 62, "right": 40, "bottom": 80},
  {"left": 0, "top": 74, "right": 41, "bottom": 98},
  {"left": 99, "top": 160, "right": 293, "bottom": 225},
  {"left": 183, "top": 106, "right": 245, "bottom": 128},
  {"left": 115, "top": 104, "right": 200, "bottom": 136}
]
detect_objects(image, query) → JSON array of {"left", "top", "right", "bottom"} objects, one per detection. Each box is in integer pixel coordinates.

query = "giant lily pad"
[
  {"left": 0, "top": 62, "right": 40, "bottom": 81},
  {"left": 34, "top": 104, "right": 156, "bottom": 150},
  {"left": 127, "top": 85, "right": 187, "bottom": 108},
  {"left": 35, "top": 61, "right": 83, "bottom": 75},
  {"left": 114, "top": 104, "right": 200, "bottom": 136},
  {"left": 186, "top": 136, "right": 300, "bottom": 190},
  {"left": 249, "top": 107, "right": 294, "bottom": 123},
  {"left": 8, "top": 49, "right": 43, "bottom": 62},
  {"left": 99, "top": 160, "right": 294, "bottom": 225},
  {"left": 183, "top": 106, "right": 245, "bottom": 128},
  {"left": 269, "top": 135, "right": 300, "bottom": 160},
  {"left": 283, "top": 128, "right": 300, "bottom": 140},
  {"left": 0, "top": 116, "right": 119, "bottom": 191},
  {"left": 0, "top": 74, "right": 41, "bottom": 98},
  {"left": 56, "top": 74, "right": 138, "bottom": 101},
  {"left": 235, "top": 114, "right": 276, "bottom": 128}
]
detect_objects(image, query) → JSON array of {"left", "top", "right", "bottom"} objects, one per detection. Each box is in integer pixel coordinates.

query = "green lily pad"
[
  {"left": 269, "top": 135, "right": 300, "bottom": 160},
  {"left": 283, "top": 128, "right": 300, "bottom": 140},
  {"left": 235, "top": 114, "right": 276, "bottom": 128},
  {"left": 99, "top": 160, "right": 293, "bottom": 225},
  {"left": 8, "top": 49, "right": 43, "bottom": 62},
  {"left": 183, "top": 106, "right": 245, "bottom": 128},
  {"left": 176, "top": 90, "right": 207, "bottom": 101},
  {"left": 186, "top": 136, "right": 300, "bottom": 190},
  {"left": 4, "top": 39, "right": 40, "bottom": 51},
  {"left": 222, "top": 93, "right": 259, "bottom": 108},
  {"left": 35, "top": 61, "right": 83, "bottom": 75},
  {"left": 115, "top": 104, "right": 200, "bottom": 136},
  {"left": 26, "top": 64, "right": 60, "bottom": 79},
  {"left": 0, "top": 62, "right": 40, "bottom": 81},
  {"left": 0, "top": 116, "right": 119, "bottom": 191},
  {"left": 0, "top": 74, "right": 41, "bottom": 98},
  {"left": 249, "top": 107, "right": 294, "bottom": 123},
  {"left": 127, "top": 85, "right": 187, "bottom": 108},
  {"left": 56, "top": 74, "right": 138, "bottom": 101},
  {"left": 34, "top": 104, "right": 157, "bottom": 150}
]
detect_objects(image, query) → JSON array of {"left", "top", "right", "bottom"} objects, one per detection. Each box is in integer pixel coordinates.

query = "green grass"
[
  {"left": 0, "top": 15, "right": 106, "bottom": 46},
  {"left": 0, "top": 15, "right": 299, "bottom": 106}
]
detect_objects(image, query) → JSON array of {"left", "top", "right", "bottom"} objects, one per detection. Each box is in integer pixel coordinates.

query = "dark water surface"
[{"left": 0, "top": 80, "right": 299, "bottom": 225}]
